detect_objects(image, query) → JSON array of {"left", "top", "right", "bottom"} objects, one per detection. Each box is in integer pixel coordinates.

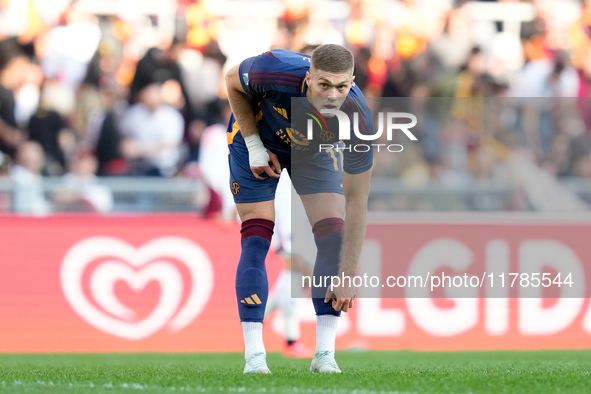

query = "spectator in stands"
[
  {"left": 429, "top": 8, "right": 472, "bottom": 71},
  {"left": 576, "top": 155, "right": 591, "bottom": 178},
  {"left": 465, "top": 146, "right": 510, "bottom": 211},
  {"left": 517, "top": 51, "right": 579, "bottom": 159},
  {"left": 120, "top": 83, "right": 184, "bottom": 177},
  {"left": 179, "top": 42, "right": 226, "bottom": 125},
  {"left": 27, "top": 82, "right": 74, "bottom": 176},
  {"left": 194, "top": 101, "right": 234, "bottom": 220},
  {"left": 547, "top": 133, "right": 575, "bottom": 178},
  {"left": 89, "top": 92, "right": 127, "bottom": 176},
  {"left": 10, "top": 141, "right": 50, "bottom": 214},
  {"left": 129, "top": 36, "right": 194, "bottom": 124},
  {"left": 0, "top": 39, "right": 27, "bottom": 157},
  {"left": 40, "top": 1, "right": 101, "bottom": 91},
  {"left": 0, "top": 40, "right": 44, "bottom": 130},
  {"left": 53, "top": 147, "right": 113, "bottom": 213}
]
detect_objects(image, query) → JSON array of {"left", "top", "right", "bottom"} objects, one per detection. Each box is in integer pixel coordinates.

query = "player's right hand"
[
  {"left": 251, "top": 149, "right": 281, "bottom": 180},
  {"left": 324, "top": 282, "right": 356, "bottom": 312}
]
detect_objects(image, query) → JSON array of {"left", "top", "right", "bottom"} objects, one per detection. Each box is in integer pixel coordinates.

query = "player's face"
[{"left": 305, "top": 69, "right": 354, "bottom": 116}]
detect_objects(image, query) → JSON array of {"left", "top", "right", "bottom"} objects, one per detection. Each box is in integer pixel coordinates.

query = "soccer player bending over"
[{"left": 225, "top": 44, "right": 373, "bottom": 373}]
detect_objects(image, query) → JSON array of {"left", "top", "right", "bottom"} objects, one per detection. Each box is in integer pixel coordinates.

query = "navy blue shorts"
[{"left": 228, "top": 135, "right": 344, "bottom": 203}]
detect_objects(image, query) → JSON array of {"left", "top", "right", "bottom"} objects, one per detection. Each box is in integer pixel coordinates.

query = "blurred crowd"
[{"left": 0, "top": 0, "right": 591, "bottom": 213}]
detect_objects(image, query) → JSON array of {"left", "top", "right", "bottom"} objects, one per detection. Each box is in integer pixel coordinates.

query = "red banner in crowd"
[{"left": 0, "top": 214, "right": 590, "bottom": 353}]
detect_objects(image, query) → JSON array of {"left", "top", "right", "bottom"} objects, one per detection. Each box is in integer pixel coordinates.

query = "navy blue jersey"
[{"left": 229, "top": 49, "right": 373, "bottom": 175}]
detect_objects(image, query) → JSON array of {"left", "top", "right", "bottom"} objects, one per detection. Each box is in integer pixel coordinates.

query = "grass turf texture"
[{"left": 0, "top": 351, "right": 590, "bottom": 393}]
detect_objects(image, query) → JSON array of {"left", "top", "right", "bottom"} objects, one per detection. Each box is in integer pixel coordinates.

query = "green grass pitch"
[{"left": 0, "top": 350, "right": 590, "bottom": 393}]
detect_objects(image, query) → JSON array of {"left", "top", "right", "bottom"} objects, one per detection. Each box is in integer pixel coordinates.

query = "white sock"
[
  {"left": 315, "top": 315, "right": 339, "bottom": 353},
  {"left": 242, "top": 322, "right": 265, "bottom": 359}
]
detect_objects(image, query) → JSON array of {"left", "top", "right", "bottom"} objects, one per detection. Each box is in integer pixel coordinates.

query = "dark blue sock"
[
  {"left": 311, "top": 217, "right": 345, "bottom": 317},
  {"left": 236, "top": 219, "right": 274, "bottom": 322}
]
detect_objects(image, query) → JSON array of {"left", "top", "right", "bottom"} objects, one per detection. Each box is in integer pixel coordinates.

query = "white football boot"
[
  {"left": 309, "top": 351, "right": 342, "bottom": 373},
  {"left": 243, "top": 352, "right": 271, "bottom": 374}
]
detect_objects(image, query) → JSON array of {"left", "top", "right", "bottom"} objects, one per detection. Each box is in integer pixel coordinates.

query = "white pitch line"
[{"left": 1, "top": 380, "right": 426, "bottom": 394}]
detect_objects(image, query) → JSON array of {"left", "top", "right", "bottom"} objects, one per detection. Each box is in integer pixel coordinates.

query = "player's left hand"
[
  {"left": 324, "top": 282, "right": 356, "bottom": 312},
  {"left": 250, "top": 149, "right": 281, "bottom": 180}
]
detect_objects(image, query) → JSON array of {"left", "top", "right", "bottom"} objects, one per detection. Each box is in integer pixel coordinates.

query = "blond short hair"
[{"left": 310, "top": 44, "right": 354, "bottom": 75}]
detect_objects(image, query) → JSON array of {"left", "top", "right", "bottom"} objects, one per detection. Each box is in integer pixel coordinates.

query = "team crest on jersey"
[
  {"left": 231, "top": 181, "right": 241, "bottom": 195},
  {"left": 242, "top": 73, "right": 249, "bottom": 85},
  {"left": 320, "top": 129, "right": 336, "bottom": 142}
]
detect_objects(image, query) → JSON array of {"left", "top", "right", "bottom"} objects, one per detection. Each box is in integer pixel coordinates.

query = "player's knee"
[
  {"left": 238, "top": 267, "right": 267, "bottom": 288},
  {"left": 239, "top": 219, "right": 275, "bottom": 267},
  {"left": 312, "top": 218, "right": 345, "bottom": 269},
  {"left": 241, "top": 218, "right": 274, "bottom": 242},
  {"left": 312, "top": 217, "right": 345, "bottom": 240}
]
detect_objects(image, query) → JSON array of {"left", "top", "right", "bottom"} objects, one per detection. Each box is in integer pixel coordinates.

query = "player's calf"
[{"left": 236, "top": 218, "right": 275, "bottom": 371}]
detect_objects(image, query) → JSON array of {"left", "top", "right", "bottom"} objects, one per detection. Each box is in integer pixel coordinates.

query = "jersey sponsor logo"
[
  {"left": 60, "top": 237, "right": 214, "bottom": 340},
  {"left": 242, "top": 73, "right": 249, "bottom": 85},
  {"left": 231, "top": 181, "right": 241, "bottom": 195}
]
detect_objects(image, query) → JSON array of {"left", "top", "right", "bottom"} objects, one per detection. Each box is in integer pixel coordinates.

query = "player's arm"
[{"left": 225, "top": 64, "right": 280, "bottom": 179}]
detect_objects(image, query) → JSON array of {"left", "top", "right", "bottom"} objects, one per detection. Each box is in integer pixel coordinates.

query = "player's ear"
[{"left": 305, "top": 71, "right": 311, "bottom": 84}]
